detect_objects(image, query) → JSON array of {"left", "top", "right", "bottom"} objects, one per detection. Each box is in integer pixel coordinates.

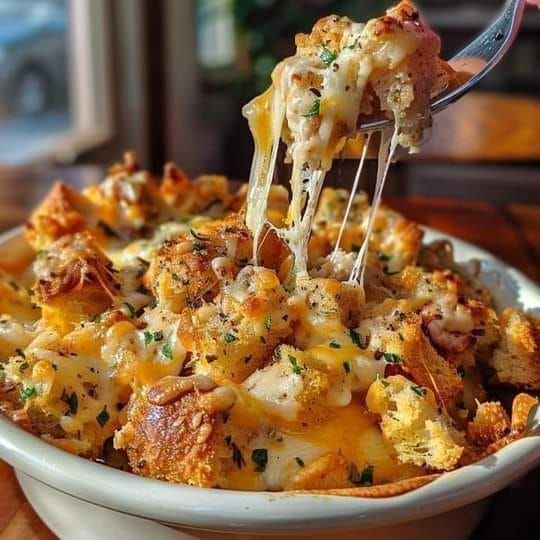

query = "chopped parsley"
[
  {"left": 143, "top": 331, "right": 153, "bottom": 346},
  {"left": 153, "top": 330, "right": 164, "bottom": 342},
  {"left": 36, "top": 249, "right": 48, "bottom": 259},
  {"left": 20, "top": 386, "right": 37, "bottom": 400},
  {"left": 377, "top": 252, "right": 391, "bottom": 262},
  {"left": 349, "top": 463, "right": 374, "bottom": 486},
  {"left": 19, "top": 362, "right": 29, "bottom": 372},
  {"left": 124, "top": 302, "right": 136, "bottom": 318},
  {"left": 320, "top": 47, "right": 338, "bottom": 66},
  {"left": 411, "top": 385, "right": 426, "bottom": 397},
  {"left": 343, "top": 361, "right": 351, "bottom": 374},
  {"left": 303, "top": 98, "right": 320, "bottom": 118},
  {"left": 161, "top": 342, "right": 173, "bottom": 360},
  {"left": 61, "top": 389, "right": 78, "bottom": 415},
  {"left": 14, "top": 348, "right": 25, "bottom": 358},
  {"left": 192, "top": 242, "right": 205, "bottom": 252},
  {"left": 289, "top": 354, "right": 302, "bottom": 375},
  {"left": 190, "top": 228, "right": 209, "bottom": 241},
  {"left": 329, "top": 340, "right": 341, "bottom": 349},
  {"left": 251, "top": 448, "right": 268, "bottom": 472},
  {"left": 96, "top": 405, "right": 110, "bottom": 427},
  {"left": 225, "top": 437, "right": 245, "bottom": 469},
  {"left": 457, "top": 366, "right": 466, "bottom": 378},
  {"left": 264, "top": 315, "right": 272, "bottom": 331},
  {"left": 92, "top": 314, "right": 103, "bottom": 323},
  {"left": 383, "top": 352, "right": 401, "bottom": 364},
  {"left": 350, "top": 329, "right": 368, "bottom": 349},
  {"left": 295, "top": 457, "right": 305, "bottom": 467},
  {"left": 224, "top": 332, "right": 238, "bottom": 343}
]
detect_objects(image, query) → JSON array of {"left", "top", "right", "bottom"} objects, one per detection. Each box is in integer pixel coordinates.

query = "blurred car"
[{"left": 0, "top": 0, "right": 67, "bottom": 117}]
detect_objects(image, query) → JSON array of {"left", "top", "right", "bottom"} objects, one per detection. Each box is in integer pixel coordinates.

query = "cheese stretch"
[{"left": 243, "top": 4, "right": 446, "bottom": 285}]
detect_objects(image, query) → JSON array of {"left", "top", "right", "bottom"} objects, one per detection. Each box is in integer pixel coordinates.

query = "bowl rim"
[{"left": 0, "top": 226, "right": 539, "bottom": 534}]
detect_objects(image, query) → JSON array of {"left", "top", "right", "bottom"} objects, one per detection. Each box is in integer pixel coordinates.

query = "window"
[{"left": 0, "top": 0, "right": 111, "bottom": 164}]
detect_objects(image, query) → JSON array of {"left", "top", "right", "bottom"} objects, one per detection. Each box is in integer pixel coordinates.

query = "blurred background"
[{"left": 0, "top": 0, "right": 539, "bottom": 220}]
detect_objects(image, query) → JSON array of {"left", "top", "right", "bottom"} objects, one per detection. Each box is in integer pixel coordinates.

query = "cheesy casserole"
[{"left": 0, "top": 2, "right": 538, "bottom": 496}]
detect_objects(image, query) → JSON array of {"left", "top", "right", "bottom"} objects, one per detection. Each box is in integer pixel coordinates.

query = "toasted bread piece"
[
  {"left": 490, "top": 308, "right": 540, "bottom": 390},
  {"left": 116, "top": 389, "right": 226, "bottom": 486},
  {"left": 366, "top": 374, "right": 464, "bottom": 470},
  {"left": 510, "top": 392, "right": 538, "bottom": 434},
  {"left": 467, "top": 401, "right": 510, "bottom": 446},
  {"left": 180, "top": 266, "right": 292, "bottom": 383}
]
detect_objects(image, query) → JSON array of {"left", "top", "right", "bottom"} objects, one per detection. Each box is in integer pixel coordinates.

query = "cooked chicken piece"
[
  {"left": 33, "top": 233, "right": 118, "bottom": 331},
  {"left": 25, "top": 182, "right": 97, "bottom": 251}
]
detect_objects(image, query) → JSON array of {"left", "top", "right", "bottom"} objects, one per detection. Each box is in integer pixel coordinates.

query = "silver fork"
[{"left": 358, "top": 0, "right": 527, "bottom": 132}]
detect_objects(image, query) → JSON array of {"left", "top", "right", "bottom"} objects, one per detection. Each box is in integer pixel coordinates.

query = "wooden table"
[{"left": 0, "top": 195, "right": 539, "bottom": 539}]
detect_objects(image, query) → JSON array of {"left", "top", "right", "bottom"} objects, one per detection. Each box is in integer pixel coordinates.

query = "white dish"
[{"left": 1, "top": 226, "right": 539, "bottom": 537}]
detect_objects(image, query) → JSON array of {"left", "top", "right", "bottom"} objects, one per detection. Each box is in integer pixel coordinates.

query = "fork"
[{"left": 358, "top": 0, "right": 527, "bottom": 132}]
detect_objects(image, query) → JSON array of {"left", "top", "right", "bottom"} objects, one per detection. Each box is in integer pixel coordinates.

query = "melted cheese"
[{"left": 242, "top": 10, "right": 432, "bottom": 288}]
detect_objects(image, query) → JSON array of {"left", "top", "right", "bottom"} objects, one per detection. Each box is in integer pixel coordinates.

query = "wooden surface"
[{"left": 0, "top": 195, "right": 539, "bottom": 539}]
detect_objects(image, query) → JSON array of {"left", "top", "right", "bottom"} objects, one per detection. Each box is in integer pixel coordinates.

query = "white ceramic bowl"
[{"left": 0, "top": 227, "right": 539, "bottom": 537}]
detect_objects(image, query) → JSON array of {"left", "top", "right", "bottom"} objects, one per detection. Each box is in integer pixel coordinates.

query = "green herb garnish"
[
  {"left": 251, "top": 448, "right": 268, "bottom": 472},
  {"left": 190, "top": 228, "right": 209, "bottom": 241},
  {"left": 15, "top": 348, "right": 25, "bottom": 358},
  {"left": 19, "top": 362, "right": 29, "bottom": 372},
  {"left": 350, "top": 329, "right": 368, "bottom": 349},
  {"left": 289, "top": 355, "right": 302, "bottom": 375},
  {"left": 61, "top": 389, "right": 78, "bottom": 415},
  {"left": 343, "top": 361, "right": 351, "bottom": 374},
  {"left": 411, "top": 385, "right": 426, "bottom": 397},
  {"left": 295, "top": 457, "right": 305, "bottom": 467},
  {"left": 192, "top": 243, "right": 205, "bottom": 252},
  {"left": 377, "top": 252, "right": 391, "bottom": 262},
  {"left": 264, "top": 315, "right": 272, "bottom": 331},
  {"left": 329, "top": 340, "right": 341, "bottom": 349},
  {"left": 349, "top": 463, "right": 374, "bottom": 486},
  {"left": 20, "top": 386, "right": 37, "bottom": 400},
  {"left": 153, "top": 330, "right": 164, "bottom": 342},
  {"left": 320, "top": 47, "right": 338, "bottom": 66},
  {"left": 124, "top": 302, "right": 136, "bottom": 318},
  {"left": 143, "top": 331, "right": 153, "bottom": 346},
  {"left": 303, "top": 98, "right": 320, "bottom": 118},
  {"left": 224, "top": 332, "right": 238, "bottom": 343},
  {"left": 383, "top": 352, "right": 401, "bottom": 364},
  {"left": 96, "top": 405, "right": 110, "bottom": 427},
  {"left": 161, "top": 342, "right": 173, "bottom": 360}
]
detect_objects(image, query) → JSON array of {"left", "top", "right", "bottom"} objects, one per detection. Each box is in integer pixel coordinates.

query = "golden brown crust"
[
  {"left": 118, "top": 391, "right": 223, "bottom": 487},
  {"left": 490, "top": 309, "right": 540, "bottom": 390},
  {"left": 25, "top": 182, "right": 95, "bottom": 250},
  {"left": 294, "top": 473, "right": 439, "bottom": 497},
  {"left": 467, "top": 401, "right": 510, "bottom": 446}
]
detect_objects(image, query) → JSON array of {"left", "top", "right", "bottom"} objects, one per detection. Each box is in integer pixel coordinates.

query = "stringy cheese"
[{"left": 242, "top": 7, "right": 437, "bottom": 288}]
